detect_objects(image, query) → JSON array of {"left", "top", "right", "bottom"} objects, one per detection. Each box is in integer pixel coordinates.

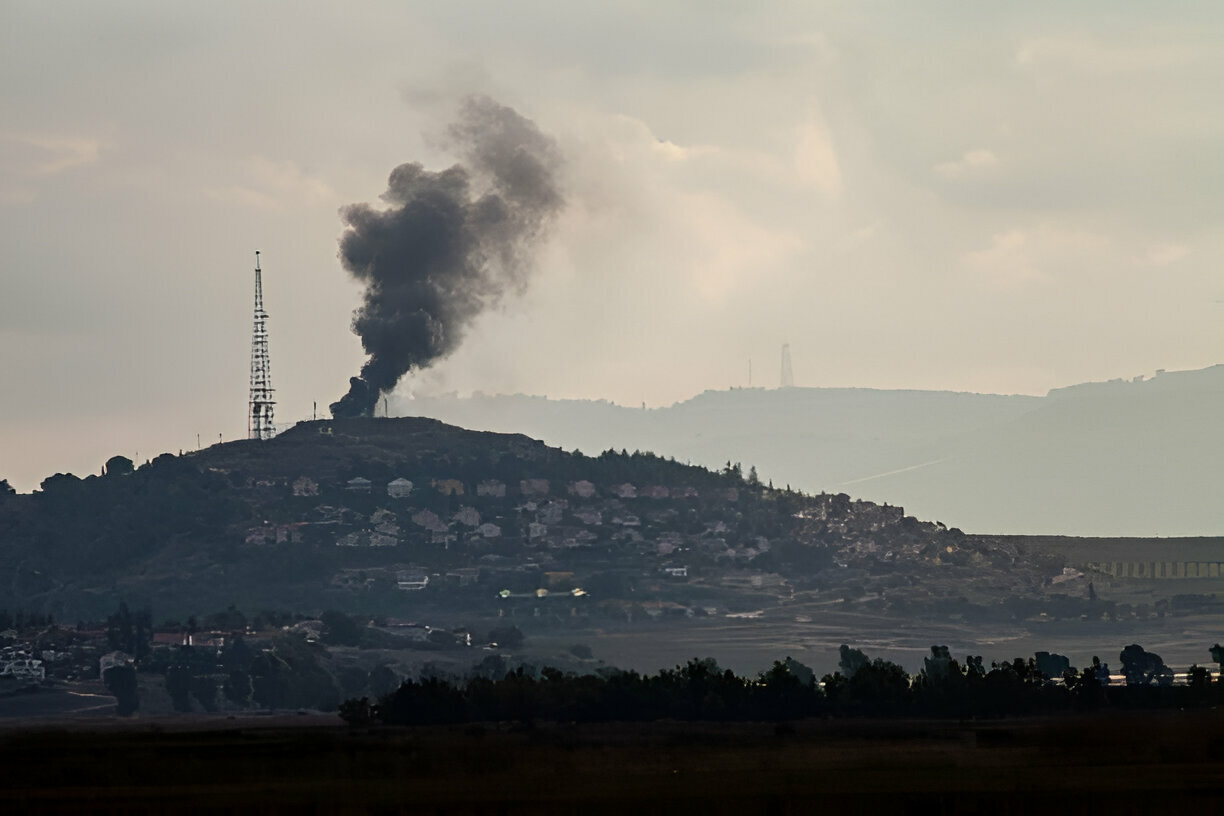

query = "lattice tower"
[
  {"left": 248, "top": 250, "right": 276, "bottom": 440},
  {"left": 780, "top": 343, "right": 794, "bottom": 388}
]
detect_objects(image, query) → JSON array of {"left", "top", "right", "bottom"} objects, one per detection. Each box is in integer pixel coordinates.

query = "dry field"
[{"left": 2, "top": 712, "right": 1222, "bottom": 813}]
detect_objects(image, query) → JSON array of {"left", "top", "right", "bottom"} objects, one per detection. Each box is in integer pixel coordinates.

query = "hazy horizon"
[{"left": 1, "top": 362, "right": 1205, "bottom": 494}]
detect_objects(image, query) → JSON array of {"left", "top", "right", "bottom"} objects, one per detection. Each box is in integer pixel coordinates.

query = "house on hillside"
[
  {"left": 453, "top": 506, "right": 480, "bottom": 527},
  {"left": 573, "top": 509, "right": 602, "bottom": 526},
  {"left": 386, "top": 478, "right": 413, "bottom": 498},
  {"left": 477, "top": 522, "right": 502, "bottom": 539},
  {"left": 539, "top": 501, "right": 567, "bottom": 525},
  {"left": 657, "top": 532, "right": 685, "bottom": 556},
  {"left": 477, "top": 480, "right": 506, "bottom": 498},
  {"left": 412, "top": 510, "right": 449, "bottom": 533},
  {"left": 520, "top": 478, "right": 550, "bottom": 497},
  {"left": 346, "top": 477, "right": 372, "bottom": 493},
  {"left": 568, "top": 480, "right": 596, "bottom": 498},
  {"left": 292, "top": 476, "right": 319, "bottom": 497},
  {"left": 612, "top": 483, "right": 637, "bottom": 499},
  {"left": 641, "top": 485, "right": 670, "bottom": 499},
  {"left": 244, "top": 523, "right": 305, "bottom": 545},
  {"left": 434, "top": 479, "right": 464, "bottom": 496},
  {"left": 396, "top": 572, "right": 429, "bottom": 591}
]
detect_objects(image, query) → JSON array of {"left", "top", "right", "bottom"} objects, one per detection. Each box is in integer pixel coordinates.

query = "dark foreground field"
[{"left": 2, "top": 711, "right": 1223, "bottom": 814}]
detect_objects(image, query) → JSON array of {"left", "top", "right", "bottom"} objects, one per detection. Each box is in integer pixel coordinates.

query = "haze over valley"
[{"left": 400, "top": 363, "right": 1224, "bottom": 537}]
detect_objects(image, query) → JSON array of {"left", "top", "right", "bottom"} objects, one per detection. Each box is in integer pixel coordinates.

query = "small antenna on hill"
[{"left": 780, "top": 343, "right": 794, "bottom": 388}]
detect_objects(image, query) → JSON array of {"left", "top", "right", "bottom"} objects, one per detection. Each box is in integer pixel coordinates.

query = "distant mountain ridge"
[{"left": 396, "top": 365, "right": 1224, "bottom": 536}]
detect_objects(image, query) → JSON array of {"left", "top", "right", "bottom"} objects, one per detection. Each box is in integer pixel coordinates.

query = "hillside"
[
  {"left": 398, "top": 365, "right": 1224, "bottom": 535},
  {"left": 0, "top": 417, "right": 1063, "bottom": 627}
]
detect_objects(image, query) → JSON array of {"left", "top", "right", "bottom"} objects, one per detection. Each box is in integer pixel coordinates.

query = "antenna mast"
[
  {"left": 780, "top": 343, "right": 794, "bottom": 388},
  {"left": 248, "top": 250, "right": 276, "bottom": 440}
]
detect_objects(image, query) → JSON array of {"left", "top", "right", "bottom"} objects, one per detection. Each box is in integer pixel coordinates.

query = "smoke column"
[{"left": 330, "top": 96, "right": 563, "bottom": 418}]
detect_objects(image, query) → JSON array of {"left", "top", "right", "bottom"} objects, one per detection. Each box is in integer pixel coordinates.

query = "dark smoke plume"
[{"left": 330, "top": 96, "right": 563, "bottom": 418}]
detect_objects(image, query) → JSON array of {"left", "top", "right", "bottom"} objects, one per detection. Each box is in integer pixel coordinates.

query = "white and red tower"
[{"left": 248, "top": 250, "right": 276, "bottom": 440}]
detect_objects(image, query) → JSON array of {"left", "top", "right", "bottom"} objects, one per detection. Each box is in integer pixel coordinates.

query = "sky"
[{"left": 3, "top": 1, "right": 1224, "bottom": 491}]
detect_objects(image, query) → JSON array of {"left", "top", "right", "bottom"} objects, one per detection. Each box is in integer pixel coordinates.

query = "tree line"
[{"left": 340, "top": 643, "right": 1224, "bottom": 726}]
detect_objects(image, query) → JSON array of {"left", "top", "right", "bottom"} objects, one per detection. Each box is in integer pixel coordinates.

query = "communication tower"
[
  {"left": 248, "top": 251, "right": 276, "bottom": 440},
  {"left": 780, "top": 343, "right": 794, "bottom": 388}
]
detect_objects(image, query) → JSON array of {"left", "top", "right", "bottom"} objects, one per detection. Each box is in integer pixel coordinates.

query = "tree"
[
  {"left": 224, "top": 670, "right": 252, "bottom": 706},
  {"left": 39, "top": 472, "right": 81, "bottom": 494},
  {"left": 369, "top": 664, "right": 401, "bottom": 698},
  {"left": 1034, "top": 651, "right": 1071, "bottom": 680},
  {"left": 166, "top": 665, "right": 193, "bottom": 712},
  {"left": 102, "top": 663, "right": 139, "bottom": 716},
  {"left": 1119, "top": 644, "right": 1173, "bottom": 686},
  {"left": 923, "top": 645, "right": 955, "bottom": 684},
  {"left": 250, "top": 652, "right": 293, "bottom": 709},
  {"left": 782, "top": 657, "right": 815, "bottom": 687},
  {"left": 838, "top": 644, "right": 869, "bottom": 679},
  {"left": 1187, "top": 664, "right": 1212, "bottom": 693},
  {"left": 191, "top": 674, "right": 219, "bottom": 712},
  {"left": 221, "top": 636, "right": 254, "bottom": 671},
  {"left": 321, "top": 610, "right": 363, "bottom": 647},
  {"left": 106, "top": 603, "right": 153, "bottom": 663},
  {"left": 847, "top": 658, "right": 911, "bottom": 710},
  {"left": 104, "top": 455, "right": 134, "bottom": 477},
  {"left": 0, "top": 479, "right": 14, "bottom": 499},
  {"left": 204, "top": 605, "right": 247, "bottom": 632}
]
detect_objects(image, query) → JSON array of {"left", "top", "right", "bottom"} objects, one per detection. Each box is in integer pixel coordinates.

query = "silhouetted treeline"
[
  {"left": 0, "top": 610, "right": 54, "bottom": 631},
  {"left": 0, "top": 453, "right": 249, "bottom": 580},
  {"left": 342, "top": 644, "right": 1224, "bottom": 726}
]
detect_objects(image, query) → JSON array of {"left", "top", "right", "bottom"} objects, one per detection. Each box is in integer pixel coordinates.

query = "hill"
[
  {"left": 398, "top": 365, "right": 1224, "bottom": 535},
  {"left": 0, "top": 417, "right": 1056, "bottom": 626},
  {"left": 3, "top": 416, "right": 1224, "bottom": 676}
]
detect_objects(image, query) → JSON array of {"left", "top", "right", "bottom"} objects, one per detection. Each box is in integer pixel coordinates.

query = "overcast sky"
[{"left": 4, "top": 1, "right": 1224, "bottom": 490}]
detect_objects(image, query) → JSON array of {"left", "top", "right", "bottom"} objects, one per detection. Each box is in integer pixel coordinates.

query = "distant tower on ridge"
[
  {"left": 780, "top": 343, "right": 794, "bottom": 388},
  {"left": 248, "top": 251, "right": 276, "bottom": 440}
]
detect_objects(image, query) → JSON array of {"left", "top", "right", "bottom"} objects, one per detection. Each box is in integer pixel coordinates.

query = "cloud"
[
  {"left": 1015, "top": 35, "right": 1204, "bottom": 75},
  {"left": 667, "top": 189, "right": 804, "bottom": 302},
  {"left": 794, "top": 108, "right": 842, "bottom": 196},
  {"left": 933, "top": 148, "right": 999, "bottom": 179},
  {"left": 0, "top": 132, "right": 102, "bottom": 205},
  {"left": 1143, "top": 243, "right": 1190, "bottom": 266},
  {"left": 650, "top": 137, "right": 717, "bottom": 163},
  {"left": 962, "top": 226, "right": 1110, "bottom": 291},
  {"left": 203, "top": 157, "right": 334, "bottom": 212},
  {"left": 570, "top": 112, "right": 806, "bottom": 303},
  {"left": 0, "top": 133, "right": 101, "bottom": 176}
]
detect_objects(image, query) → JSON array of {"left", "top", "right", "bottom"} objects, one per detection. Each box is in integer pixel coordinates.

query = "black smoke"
[{"left": 330, "top": 96, "right": 563, "bottom": 418}]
